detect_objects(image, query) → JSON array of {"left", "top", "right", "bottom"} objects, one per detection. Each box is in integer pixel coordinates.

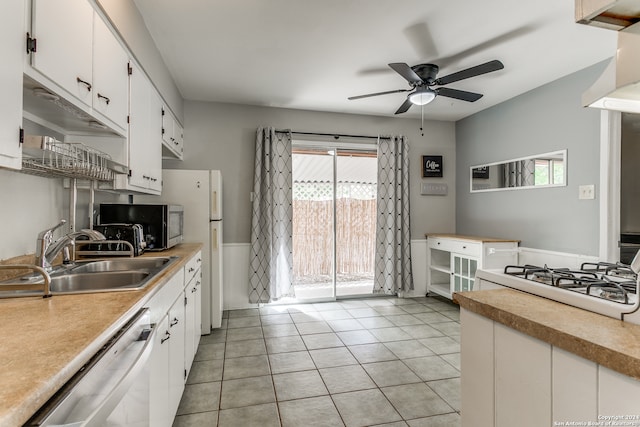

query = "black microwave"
[{"left": 99, "top": 204, "right": 184, "bottom": 251}]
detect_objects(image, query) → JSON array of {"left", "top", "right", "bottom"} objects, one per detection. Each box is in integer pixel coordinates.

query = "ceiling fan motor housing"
[{"left": 412, "top": 64, "right": 439, "bottom": 85}]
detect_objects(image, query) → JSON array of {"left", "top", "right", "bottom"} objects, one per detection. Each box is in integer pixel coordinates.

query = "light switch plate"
[
  {"left": 421, "top": 183, "right": 448, "bottom": 196},
  {"left": 578, "top": 184, "right": 595, "bottom": 200}
]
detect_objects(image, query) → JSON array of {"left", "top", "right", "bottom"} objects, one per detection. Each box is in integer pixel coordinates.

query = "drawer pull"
[
  {"left": 463, "top": 246, "right": 467, "bottom": 249},
  {"left": 161, "top": 331, "right": 171, "bottom": 344},
  {"left": 170, "top": 318, "right": 179, "bottom": 327},
  {"left": 188, "top": 267, "right": 195, "bottom": 272}
]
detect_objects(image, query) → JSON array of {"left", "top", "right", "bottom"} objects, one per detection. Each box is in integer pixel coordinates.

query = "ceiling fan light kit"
[{"left": 409, "top": 88, "right": 436, "bottom": 105}]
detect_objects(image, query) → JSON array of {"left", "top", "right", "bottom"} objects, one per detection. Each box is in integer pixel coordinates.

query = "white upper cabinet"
[
  {"left": 162, "top": 107, "right": 184, "bottom": 159},
  {"left": 28, "top": 0, "right": 129, "bottom": 134},
  {"left": 0, "top": 0, "right": 24, "bottom": 170},
  {"left": 92, "top": 15, "right": 129, "bottom": 131},
  {"left": 118, "top": 62, "right": 161, "bottom": 194},
  {"left": 30, "top": 0, "right": 94, "bottom": 107}
]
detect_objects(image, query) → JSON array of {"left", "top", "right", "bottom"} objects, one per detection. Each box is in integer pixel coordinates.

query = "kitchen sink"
[
  {"left": 0, "top": 256, "right": 178, "bottom": 297},
  {"left": 49, "top": 271, "right": 151, "bottom": 293},
  {"left": 68, "top": 257, "right": 173, "bottom": 274}
]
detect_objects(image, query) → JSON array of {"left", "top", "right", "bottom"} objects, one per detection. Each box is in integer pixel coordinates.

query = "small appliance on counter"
[
  {"left": 99, "top": 204, "right": 184, "bottom": 251},
  {"left": 90, "top": 223, "right": 146, "bottom": 256}
]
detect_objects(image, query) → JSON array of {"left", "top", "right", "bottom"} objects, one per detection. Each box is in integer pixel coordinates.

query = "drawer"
[
  {"left": 429, "top": 237, "right": 481, "bottom": 257},
  {"left": 185, "top": 251, "right": 202, "bottom": 284}
]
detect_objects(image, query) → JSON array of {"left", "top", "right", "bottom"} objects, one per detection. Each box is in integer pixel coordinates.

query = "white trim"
[{"left": 599, "top": 110, "right": 621, "bottom": 262}]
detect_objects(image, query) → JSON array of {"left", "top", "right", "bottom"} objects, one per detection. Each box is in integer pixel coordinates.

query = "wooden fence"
[{"left": 293, "top": 198, "right": 376, "bottom": 278}]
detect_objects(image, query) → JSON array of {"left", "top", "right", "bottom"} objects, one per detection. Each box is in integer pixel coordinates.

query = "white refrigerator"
[{"left": 138, "top": 169, "right": 223, "bottom": 332}]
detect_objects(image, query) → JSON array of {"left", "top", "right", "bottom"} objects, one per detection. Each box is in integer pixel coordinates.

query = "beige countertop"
[
  {"left": 426, "top": 233, "right": 520, "bottom": 243},
  {"left": 454, "top": 289, "right": 640, "bottom": 380},
  {"left": 0, "top": 243, "right": 202, "bottom": 427}
]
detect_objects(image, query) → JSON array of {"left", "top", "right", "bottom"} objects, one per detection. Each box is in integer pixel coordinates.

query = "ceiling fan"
[{"left": 348, "top": 60, "right": 504, "bottom": 114}]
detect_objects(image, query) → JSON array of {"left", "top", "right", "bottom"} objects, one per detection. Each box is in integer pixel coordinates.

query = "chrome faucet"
[
  {"left": 35, "top": 220, "right": 106, "bottom": 270},
  {"left": 35, "top": 220, "right": 67, "bottom": 270}
]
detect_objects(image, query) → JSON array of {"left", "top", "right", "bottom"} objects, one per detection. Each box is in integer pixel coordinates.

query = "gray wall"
[
  {"left": 162, "top": 102, "right": 457, "bottom": 243},
  {"left": 456, "top": 62, "right": 607, "bottom": 256}
]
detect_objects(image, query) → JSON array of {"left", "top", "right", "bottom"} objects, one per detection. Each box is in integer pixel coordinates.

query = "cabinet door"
[
  {"left": 194, "top": 269, "right": 202, "bottom": 351},
  {"left": 0, "top": 0, "right": 23, "bottom": 170},
  {"left": 168, "top": 295, "right": 186, "bottom": 418},
  {"left": 452, "top": 254, "right": 478, "bottom": 293},
  {"left": 162, "top": 107, "right": 174, "bottom": 146},
  {"left": 184, "top": 277, "right": 196, "bottom": 376},
  {"left": 148, "top": 91, "right": 163, "bottom": 192},
  {"left": 92, "top": 15, "right": 128, "bottom": 131},
  {"left": 31, "top": 0, "right": 93, "bottom": 106},
  {"left": 495, "top": 323, "right": 551, "bottom": 427},
  {"left": 149, "top": 314, "right": 171, "bottom": 427},
  {"left": 128, "top": 62, "right": 151, "bottom": 189},
  {"left": 461, "top": 309, "right": 494, "bottom": 427}
]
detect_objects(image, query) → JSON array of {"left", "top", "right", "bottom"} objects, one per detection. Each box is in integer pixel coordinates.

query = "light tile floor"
[{"left": 173, "top": 296, "right": 461, "bottom": 427}]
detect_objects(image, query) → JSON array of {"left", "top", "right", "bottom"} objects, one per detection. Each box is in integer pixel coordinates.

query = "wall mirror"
[{"left": 470, "top": 149, "right": 567, "bottom": 192}]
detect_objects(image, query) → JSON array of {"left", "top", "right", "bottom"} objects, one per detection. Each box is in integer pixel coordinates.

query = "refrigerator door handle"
[
  {"left": 212, "top": 226, "right": 218, "bottom": 250},
  {"left": 211, "top": 190, "right": 218, "bottom": 218}
]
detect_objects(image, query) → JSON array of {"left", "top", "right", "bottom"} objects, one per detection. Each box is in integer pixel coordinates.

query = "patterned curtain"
[
  {"left": 503, "top": 159, "right": 535, "bottom": 187},
  {"left": 249, "top": 127, "right": 294, "bottom": 303},
  {"left": 374, "top": 135, "right": 413, "bottom": 295}
]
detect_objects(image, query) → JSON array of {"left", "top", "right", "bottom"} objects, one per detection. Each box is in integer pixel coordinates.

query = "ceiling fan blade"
[
  {"left": 436, "top": 25, "right": 534, "bottom": 68},
  {"left": 394, "top": 98, "right": 413, "bottom": 114},
  {"left": 348, "top": 89, "right": 411, "bottom": 100},
  {"left": 388, "top": 63, "right": 423, "bottom": 84},
  {"left": 435, "top": 60, "right": 504, "bottom": 86},
  {"left": 436, "top": 87, "right": 483, "bottom": 102}
]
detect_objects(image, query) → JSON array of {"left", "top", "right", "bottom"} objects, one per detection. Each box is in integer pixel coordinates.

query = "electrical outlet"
[{"left": 578, "top": 184, "right": 595, "bottom": 200}]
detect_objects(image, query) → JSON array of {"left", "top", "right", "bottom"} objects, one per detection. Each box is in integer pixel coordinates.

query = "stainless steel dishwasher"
[{"left": 25, "top": 308, "right": 155, "bottom": 427}]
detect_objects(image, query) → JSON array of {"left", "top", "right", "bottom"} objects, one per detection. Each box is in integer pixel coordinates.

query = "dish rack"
[{"left": 21, "top": 135, "right": 128, "bottom": 181}]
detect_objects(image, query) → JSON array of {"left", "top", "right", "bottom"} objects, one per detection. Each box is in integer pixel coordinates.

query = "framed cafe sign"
[{"left": 422, "top": 155, "right": 443, "bottom": 178}]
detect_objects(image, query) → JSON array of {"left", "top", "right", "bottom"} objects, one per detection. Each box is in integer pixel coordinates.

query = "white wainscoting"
[
  {"left": 222, "top": 243, "right": 256, "bottom": 310},
  {"left": 518, "top": 247, "right": 599, "bottom": 270},
  {"left": 222, "top": 240, "right": 429, "bottom": 309}
]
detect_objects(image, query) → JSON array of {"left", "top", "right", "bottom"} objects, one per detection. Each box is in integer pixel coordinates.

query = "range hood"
[
  {"left": 576, "top": 0, "right": 640, "bottom": 30},
  {"left": 582, "top": 22, "right": 640, "bottom": 114}
]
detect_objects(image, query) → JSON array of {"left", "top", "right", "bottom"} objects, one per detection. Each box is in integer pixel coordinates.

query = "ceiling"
[{"left": 132, "top": 0, "right": 618, "bottom": 122}]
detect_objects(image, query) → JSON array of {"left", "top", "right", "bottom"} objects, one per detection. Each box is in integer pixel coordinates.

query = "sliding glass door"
[{"left": 292, "top": 143, "right": 377, "bottom": 301}]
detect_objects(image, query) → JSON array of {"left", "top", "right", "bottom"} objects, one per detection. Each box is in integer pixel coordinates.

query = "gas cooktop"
[
  {"left": 504, "top": 262, "right": 637, "bottom": 305},
  {"left": 475, "top": 262, "right": 640, "bottom": 324}
]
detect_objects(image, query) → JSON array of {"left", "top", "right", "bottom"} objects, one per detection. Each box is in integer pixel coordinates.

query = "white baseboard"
[{"left": 222, "top": 239, "right": 428, "bottom": 308}]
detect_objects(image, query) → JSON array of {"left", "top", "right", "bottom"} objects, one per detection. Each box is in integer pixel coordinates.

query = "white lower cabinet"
[
  {"left": 168, "top": 294, "right": 186, "bottom": 419},
  {"left": 460, "top": 308, "right": 640, "bottom": 427},
  {"left": 148, "top": 252, "right": 203, "bottom": 425},
  {"left": 494, "top": 323, "right": 551, "bottom": 427},
  {"left": 184, "top": 267, "right": 202, "bottom": 378},
  {"left": 149, "top": 314, "right": 170, "bottom": 427},
  {"left": 427, "top": 235, "right": 518, "bottom": 299}
]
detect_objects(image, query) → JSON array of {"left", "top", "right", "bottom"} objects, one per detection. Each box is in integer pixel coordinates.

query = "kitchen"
[{"left": 1, "top": 0, "right": 640, "bottom": 426}]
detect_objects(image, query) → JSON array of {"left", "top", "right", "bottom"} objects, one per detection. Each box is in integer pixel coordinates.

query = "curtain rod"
[{"left": 275, "top": 129, "right": 390, "bottom": 140}]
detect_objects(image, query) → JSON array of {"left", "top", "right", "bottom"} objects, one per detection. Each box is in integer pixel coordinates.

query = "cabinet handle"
[
  {"left": 196, "top": 281, "right": 201, "bottom": 286},
  {"left": 76, "top": 77, "right": 92, "bottom": 91},
  {"left": 197, "top": 258, "right": 201, "bottom": 263},
  {"left": 170, "top": 318, "right": 179, "bottom": 327},
  {"left": 97, "top": 93, "right": 110, "bottom": 105},
  {"left": 161, "top": 331, "right": 171, "bottom": 344},
  {"left": 143, "top": 175, "right": 149, "bottom": 180},
  {"left": 437, "top": 242, "right": 441, "bottom": 245},
  {"left": 191, "top": 287, "right": 197, "bottom": 293},
  {"left": 188, "top": 267, "right": 195, "bottom": 273},
  {"left": 463, "top": 246, "right": 467, "bottom": 249},
  {"left": 174, "top": 140, "right": 179, "bottom": 145}
]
